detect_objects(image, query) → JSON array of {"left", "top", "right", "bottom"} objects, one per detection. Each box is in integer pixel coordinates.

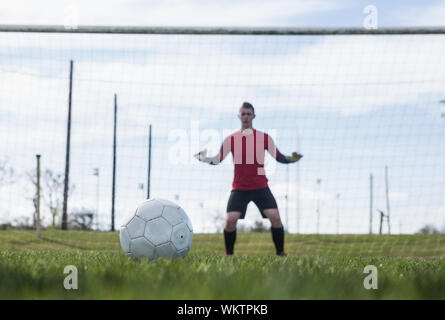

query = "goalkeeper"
[{"left": 194, "top": 102, "right": 302, "bottom": 256}]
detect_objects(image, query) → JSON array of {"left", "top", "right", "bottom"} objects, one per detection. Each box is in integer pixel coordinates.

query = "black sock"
[
  {"left": 224, "top": 229, "right": 237, "bottom": 254},
  {"left": 271, "top": 227, "right": 285, "bottom": 254}
]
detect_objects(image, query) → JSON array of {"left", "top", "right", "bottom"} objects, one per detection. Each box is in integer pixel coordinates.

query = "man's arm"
[
  {"left": 194, "top": 136, "right": 231, "bottom": 165},
  {"left": 266, "top": 134, "right": 303, "bottom": 164}
]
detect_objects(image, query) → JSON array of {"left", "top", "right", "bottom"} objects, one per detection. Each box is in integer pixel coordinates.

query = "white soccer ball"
[{"left": 120, "top": 198, "right": 193, "bottom": 260}]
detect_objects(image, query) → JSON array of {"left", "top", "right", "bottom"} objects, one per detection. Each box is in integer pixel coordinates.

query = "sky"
[
  {"left": 1, "top": 0, "right": 445, "bottom": 27},
  {"left": 0, "top": 1, "right": 444, "bottom": 235}
]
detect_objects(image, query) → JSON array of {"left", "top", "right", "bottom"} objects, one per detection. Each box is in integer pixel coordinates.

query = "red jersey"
[{"left": 215, "top": 129, "right": 283, "bottom": 190}]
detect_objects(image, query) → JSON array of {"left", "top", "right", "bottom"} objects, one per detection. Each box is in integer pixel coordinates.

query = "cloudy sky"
[
  {"left": 0, "top": 0, "right": 445, "bottom": 27},
  {"left": 0, "top": 1, "right": 444, "bottom": 235}
]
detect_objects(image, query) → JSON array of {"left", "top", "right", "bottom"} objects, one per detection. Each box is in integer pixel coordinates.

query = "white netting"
[{"left": 0, "top": 29, "right": 444, "bottom": 256}]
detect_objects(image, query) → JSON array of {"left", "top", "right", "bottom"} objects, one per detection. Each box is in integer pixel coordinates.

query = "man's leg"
[
  {"left": 263, "top": 209, "right": 286, "bottom": 256},
  {"left": 224, "top": 211, "right": 241, "bottom": 255}
]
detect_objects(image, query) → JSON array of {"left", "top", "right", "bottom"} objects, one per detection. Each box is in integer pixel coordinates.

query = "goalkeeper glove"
[
  {"left": 194, "top": 149, "right": 217, "bottom": 164},
  {"left": 285, "top": 152, "right": 303, "bottom": 163},
  {"left": 194, "top": 149, "right": 207, "bottom": 161}
]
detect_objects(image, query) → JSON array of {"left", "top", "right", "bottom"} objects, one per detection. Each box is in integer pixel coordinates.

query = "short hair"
[{"left": 240, "top": 101, "right": 255, "bottom": 114}]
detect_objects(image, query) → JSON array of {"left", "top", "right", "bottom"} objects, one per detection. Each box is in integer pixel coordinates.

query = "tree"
[
  {"left": 25, "top": 171, "right": 39, "bottom": 228},
  {"left": 44, "top": 169, "right": 67, "bottom": 228},
  {"left": 70, "top": 208, "right": 94, "bottom": 230},
  {"left": 417, "top": 224, "right": 443, "bottom": 234},
  {"left": 0, "top": 157, "right": 15, "bottom": 187},
  {"left": 27, "top": 168, "right": 75, "bottom": 228}
]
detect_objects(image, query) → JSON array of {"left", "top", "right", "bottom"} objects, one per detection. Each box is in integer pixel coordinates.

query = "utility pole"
[
  {"left": 62, "top": 59, "right": 73, "bottom": 230},
  {"left": 111, "top": 93, "right": 117, "bottom": 232}
]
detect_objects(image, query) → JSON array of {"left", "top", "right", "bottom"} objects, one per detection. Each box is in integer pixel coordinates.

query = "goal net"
[{"left": 0, "top": 26, "right": 444, "bottom": 256}]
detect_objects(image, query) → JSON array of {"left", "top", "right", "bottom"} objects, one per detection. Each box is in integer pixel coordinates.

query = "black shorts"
[{"left": 226, "top": 187, "right": 278, "bottom": 219}]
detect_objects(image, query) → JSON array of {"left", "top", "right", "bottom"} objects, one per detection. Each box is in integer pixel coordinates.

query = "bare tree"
[
  {"left": 25, "top": 171, "right": 39, "bottom": 228},
  {"left": 0, "top": 157, "right": 15, "bottom": 187},
  {"left": 12, "top": 216, "right": 34, "bottom": 229},
  {"left": 70, "top": 208, "right": 94, "bottom": 230},
  {"left": 26, "top": 168, "right": 75, "bottom": 228},
  {"left": 44, "top": 169, "right": 66, "bottom": 228}
]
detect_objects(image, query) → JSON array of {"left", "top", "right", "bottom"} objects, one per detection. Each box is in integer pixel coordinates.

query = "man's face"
[{"left": 238, "top": 107, "right": 255, "bottom": 126}]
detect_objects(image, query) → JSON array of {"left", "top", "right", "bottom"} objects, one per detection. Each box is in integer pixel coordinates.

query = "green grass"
[{"left": 0, "top": 230, "right": 444, "bottom": 299}]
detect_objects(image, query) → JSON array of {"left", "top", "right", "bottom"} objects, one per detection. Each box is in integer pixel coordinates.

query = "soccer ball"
[{"left": 120, "top": 198, "right": 193, "bottom": 260}]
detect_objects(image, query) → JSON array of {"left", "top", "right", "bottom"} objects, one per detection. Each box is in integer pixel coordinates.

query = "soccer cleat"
[
  {"left": 276, "top": 251, "right": 288, "bottom": 257},
  {"left": 224, "top": 251, "right": 234, "bottom": 256}
]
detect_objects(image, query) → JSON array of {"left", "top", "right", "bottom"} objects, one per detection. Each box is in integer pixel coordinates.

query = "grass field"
[{"left": 0, "top": 230, "right": 444, "bottom": 299}]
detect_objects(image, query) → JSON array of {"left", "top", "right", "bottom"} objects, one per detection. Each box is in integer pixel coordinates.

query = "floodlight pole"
[
  {"left": 62, "top": 60, "right": 73, "bottom": 230},
  {"left": 111, "top": 94, "right": 117, "bottom": 232}
]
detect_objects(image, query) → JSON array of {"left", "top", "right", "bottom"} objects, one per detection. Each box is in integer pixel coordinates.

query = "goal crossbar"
[{"left": 0, "top": 25, "right": 445, "bottom": 35}]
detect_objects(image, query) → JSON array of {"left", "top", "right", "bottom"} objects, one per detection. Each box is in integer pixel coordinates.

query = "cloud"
[
  {"left": 392, "top": 0, "right": 445, "bottom": 27},
  {"left": 0, "top": 0, "right": 342, "bottom": 26},
  {"left": 3, "top": 32, "right": 444, "bottom": 122},
  {"left": 388, "top": 191, "right": 409, "bottom": 201}
]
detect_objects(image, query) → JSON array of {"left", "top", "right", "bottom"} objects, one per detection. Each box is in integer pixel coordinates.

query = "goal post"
[
  {"left": 0, "top": 25, "right": 444, "bottom": 255},
  {"left": 1, "top": 25, "right": 445, "bottom": 34}
]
